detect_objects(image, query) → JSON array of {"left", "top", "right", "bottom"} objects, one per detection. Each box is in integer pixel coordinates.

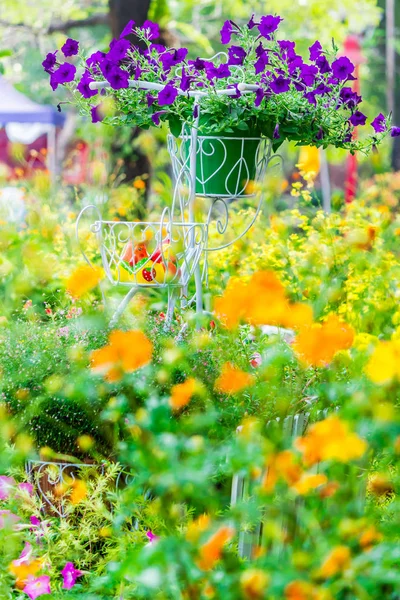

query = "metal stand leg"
[
  {"left": 164, "top": 288, "right": 177, "bottom": 331},
  {"left": 109, "top": 287, "right": 139, "bottom": 328}
]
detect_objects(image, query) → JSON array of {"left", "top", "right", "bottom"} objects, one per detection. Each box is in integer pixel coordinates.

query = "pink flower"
[
  {"left": 146, "top": 530, "right": 158, "bottom": 543},
  {"left": 250, "top": 352, "right": 262, "bottom": 368},
  {"left": 23, "top": 575, "right": 51, "bottom": 600},
  {"left": 0, "top": 475, "right": 16, "bottom": 500},
  {"left": 61, "top": 562, "right": 83, "bottom": 589},
  {"left": 17, "top": 482, "right": 34, "bottom": 497},
  {"left": 0, "top": 509, "right": 20, "bottom": 529},
  {"left": 57, "top": 326, "right": 70, "bottom": 338},
  {"left": 13, "top": 542, "right": 33, "bottom": 566}
]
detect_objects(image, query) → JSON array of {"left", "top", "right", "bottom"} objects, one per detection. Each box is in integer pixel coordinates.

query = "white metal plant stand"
[{"left": 76, "top": 74, "right": 277, "bottom": 327}]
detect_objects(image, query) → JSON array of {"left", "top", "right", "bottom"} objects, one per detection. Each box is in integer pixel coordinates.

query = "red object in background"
[
  {"left": 62, "top": 141, "right": 90, "bottom": 185},
  {"left": 0, "top": 129, "right": 48, "bottom": 179},
  {"left": 343, "top": 35, "right": 366, "bottom": 203}
]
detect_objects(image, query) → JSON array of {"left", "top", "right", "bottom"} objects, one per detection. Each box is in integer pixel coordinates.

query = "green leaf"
[{"left": 0, "top": 49, "right": 12, "bottom": 58}]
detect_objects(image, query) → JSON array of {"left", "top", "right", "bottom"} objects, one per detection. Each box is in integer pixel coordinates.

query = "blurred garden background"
[{"left": 0, "top": 1, "right": 399, "bottom": 599}]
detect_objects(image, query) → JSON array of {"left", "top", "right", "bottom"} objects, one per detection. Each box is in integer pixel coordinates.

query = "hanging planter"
[{"left": 180, "top": 129, "right": 266, "bottom": 198}]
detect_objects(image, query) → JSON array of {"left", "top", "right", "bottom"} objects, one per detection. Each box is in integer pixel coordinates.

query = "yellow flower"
[
  {"left": 284, "top": 580, "right": 315, "bottom": 600},
  {"left": 9, "top": 559, "right": 43, "bottom": 590},
  {"left": 198, "top": 525, "right": 235, "bottom": 570},
  {"left": 186, "top": 514, "right": 211, "bottom": 542},
  {"left": 359, "top": 525, "right": 383, "bottom": 550},
  {"left": 294, "top": 416, "right": 367, "bottom": 466},
  {"left": 318, "top": 546, "right": 351, "bottom": 578},
  {"left": 293, "top": 314, "right": 354, "bottom": 367},
  {"left": 214, "top": 363, "right": 255, "bottom": 395},
  {"left": 365, "top": 339, "right": 400, "bottom": 384},
  {"left": 91, "top": 330, "right": 153, "bottom": 382},
  {"left": 69, "top": 479, "right": 87, "bottom": 504},
  {"left": 292, "top": 473, "right": 327, "bottom": 495},
  {"left": 170, "top": 378, "right": 198, "bottom": 411},
  {"left": 240, "top": 569, "right": 270, "bottom": 599},
  {"left": 66, "top": 264, "right": 103, "bottom": 298},
  {"left": 262, "top": 450, "right": 302, "bottom": 493}
]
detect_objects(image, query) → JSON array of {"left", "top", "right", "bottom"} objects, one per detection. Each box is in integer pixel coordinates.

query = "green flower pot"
[{"left": 182, "top": 128, "right": 263, "bottom": 198}]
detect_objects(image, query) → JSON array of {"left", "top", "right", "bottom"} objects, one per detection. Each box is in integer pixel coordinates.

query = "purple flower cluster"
[{"left": 43, "top": 14, "right": 396, "bottom": 146}]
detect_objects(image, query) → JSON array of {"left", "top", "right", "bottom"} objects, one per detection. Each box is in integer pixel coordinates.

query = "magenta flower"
[
  {"left": 42, "top": 51, "right": 57, "bottom": 74},
  {"left": 309, "top": 40, "right": 322, "bottom": 61},
  {"left": 61, "top": 38, "right": 79, "bottom": 57},
  {"left": 23, "top": 576, "right": 51, "bottom": 600},
  {"left": 13, "top": 542, "right": 33, "bottom": 566},
  {"left": 141, "top": 20, "right": 160, "bottom": 41},
  {"left": 331, "top": 56, "right": 355, "bottom": 81},
  {"left": 391, "top": 126, "right": 400, "bottom": 137},
  {"left": 30, "top": 515, "right": 41, "bottom": 527},
  {"left": 61, "top": 562, "right": 83, "bottom": 589},
  {"left": 120, "top": 19, "right": 135, "bottom": 38},
  {"left": 158, "top": 84, "right": 178, "bottom": 105},
  {"left": 371, "top": 113, "right": 386, "bottom": 133},
  {"left": 49, "top": 63, "right": 76, "bottom": 91},
  {"left": 258, "top": 15, "right": 283, "bottom": 38},
  {"left": 349, "top": 111, "right": 367, "bottom": 126},
  {"left": 0, "top": 475, "right": 15, "bottom": 500},
  {"left": 220, "top": 20, "right": 235, "bottom": 44},
  {"left": 146, "top": 530, "right": 159, "bottom": 543}
]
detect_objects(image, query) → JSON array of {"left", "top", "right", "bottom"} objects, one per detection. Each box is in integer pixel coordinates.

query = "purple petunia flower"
[
  {"left": 270, "top": 75, "right": 290, "bottom": 94},
  {"left": 304, "top": 91, "right": 317, "bottom": 105},
  {"left": 314, "top": 82, "right": 331, "bottom": 96},
  {"left": 247, "top": 14, "right": 258, "bottom": 29},
  {"left": 349, "top": 111, "right": 367, "bottom": 126},
  {"left": 160, "top": 48, "right": 188, "bottom": 71},
  {"left": 254, "top": 43, "right": 269, "bottom": 74},
  {"left": 227, "top": 45, "right": 246, "bottom": 66},
  {"left": 339, "top": 87, "right": 361, "bottom": 109},
  {"left": 258, "top": 15, "right": 283, "bottom": 38},
  {"left": 90, "top": 105, "right": 103, "bottom": 123},
  {"left": 316, "top": 127, "right": 325, "bottom": 140},
  {"left": 23, "top": 575, "right": 51, "bottom": 600},
  {"left": 146, "top": 93, "right": 156, "bottom": 107},
  {"left": 287, "top": 54, "right": 304, "bottom": 76},
  {"left": 309, "top": 40, "right": 323, "bottom": 61},
  {"left": 371, "top": 113, "right": 386, "bottom": 133},
  {"left": 193, "top": 104, "right": 199, "bottom": 119},
  {"left": 120, "top": 19, "right": 136, "bottom": 38},
  {"left": 315, "top": 55, "right": 331, "bottom": 74},
  {"left": 42, "top": 51, "right": 57, "bottom": 74},
  {"left": 278, "top": 40, "right": 296, "bottom": 59},
  {"left": 61, "top": 38, "right": 79, "bottom": 57},
  {"left": 180, "top": 68, "right": 191, "bottom": 92},
  {"left": 391, "top": 126, "right": 400, "bottom": 137},
  {"left": 107, "top": 38, "right": 130, "bottom": 62},
  {"left": 141, "top": 20, "right": 160, "bottom": 40},
  {"left": 158, "top": 84, "right": 178, "bottom": 105},
  {"left": 100, "top": 59, "right": 114, "bottom": 79},
  {"left": 106, "top": 67, "right": 129, "bottom": 90},
  {"left": 61, "top": 562, "right": 83, "bottom": 590},
  {"left": 254, "top": 88, "right": 265, "bottom": 107},
  {"left": 151, "top": 110, "right": 167, "bottom": 125},
  {"left": 220, "top": 20, "right": 235, "bottom": 44},
  {"left": 331, "top": 56, "right": 355, "bottom": 81},
  {"left": 205, "top": 63, "right": 231, "bottom": 80},
  {"left": 49, "top": 63, "right": 76, "bottom": 90},
  {"left": 77, "top": 71, "right": 98, "bottom": 99},
  {"left": 299, "top": 64, "right": 318, "bottom": 87},
  {"left": 273, "top": 124, "right": 280, "bottom": 139},
  {"left": 189, "top": 57, "right": 206, "bottom": 71}
]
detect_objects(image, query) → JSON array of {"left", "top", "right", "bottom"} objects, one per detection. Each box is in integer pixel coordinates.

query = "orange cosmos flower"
[
  {"left": 359, "top": 525, "right": 383, "bottom": 550},
  {"left": 240, "top": 569, "right": 270, "bottom": 599},
  {"left": 293, "top": 314, "right": 354, "bottom": 367},
  {"left": 66, "top": 264, "right": 103, "bottom": 298},
  {"left": 198, "top": 525, "right": 235, "bottom": 570},
  {"left": 170, "top": 378, "right": 198, "bottom": 411},
  {"left": 214, "top": 363, "right": 255, "bottom": 394},
  {"left": 262, "top": 450, "right": 302, "bottom": 493},
  {"left": 318, "top": 546, "right": 351, "bottom": 578},
  {"left": 285, "top": 580, "right": 315, "bottom": 600},
  {"left": 295, "top": 416, "right": 366, "bottom": 467},
  {"left": 9, "top": 543, "right": 43, "bottom": 590},
  {"left": 292, "top": 473, "right": 327, "bottom": 495},
  {"left": 91, "top": 330, "right": 153, "bottom": 382}
]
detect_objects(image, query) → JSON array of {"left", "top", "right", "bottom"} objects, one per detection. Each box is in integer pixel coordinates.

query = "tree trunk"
[{"left": 108, "top": 0, "right": 152, "bottom": 196}]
